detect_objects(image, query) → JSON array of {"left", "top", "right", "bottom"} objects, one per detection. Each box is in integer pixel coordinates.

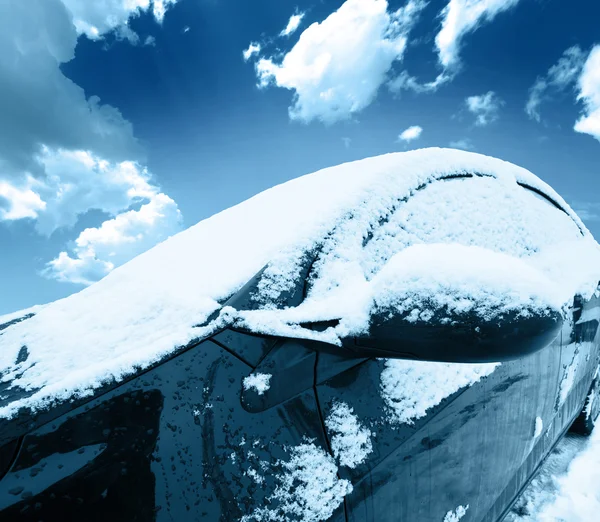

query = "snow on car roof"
[
  {"left": 0, "top": 304, "right": 46, "bottom": 330},
  {"left": 1, "top": 147, "right": 599, "bottom": 418}
]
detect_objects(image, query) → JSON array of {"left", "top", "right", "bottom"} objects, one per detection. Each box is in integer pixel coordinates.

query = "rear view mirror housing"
[{"left": 347, "top": 309, "right": 563, "bottom": 363}]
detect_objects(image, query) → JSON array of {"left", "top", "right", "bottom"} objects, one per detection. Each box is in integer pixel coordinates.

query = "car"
[{"left": 0, "top": 148, "right": 599, "bottom": 522}]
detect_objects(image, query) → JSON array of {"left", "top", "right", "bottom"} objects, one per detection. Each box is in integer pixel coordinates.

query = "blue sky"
[{"left": 1, "top": 0, "right": 599, "bottom": 314}]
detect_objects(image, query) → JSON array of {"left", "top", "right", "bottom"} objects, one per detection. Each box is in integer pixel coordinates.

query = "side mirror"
[
  {"left": 236, "top": 308, "right": 562, "bottom": 414},
  {"left": 347, "top": 308, "right": 563, "bottom": 363},
  {"left": 214, "top": 264, "right": 564, "bottom": 387},
  {"left": 231, "top": 307, "right": 562, "bottom": 414}
]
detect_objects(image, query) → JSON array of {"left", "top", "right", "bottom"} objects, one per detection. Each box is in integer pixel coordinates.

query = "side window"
[{"left": 360, "top": 175, "right": 583, "bottom": 278}]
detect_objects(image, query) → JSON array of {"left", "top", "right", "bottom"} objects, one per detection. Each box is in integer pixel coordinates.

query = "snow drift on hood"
[{"left": 1, "top": 148, "right": 599, "bottom": 418}]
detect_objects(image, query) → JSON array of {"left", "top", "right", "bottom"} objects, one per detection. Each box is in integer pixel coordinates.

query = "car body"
[{"left": 0, "top": 149, "right": 599, "bottom": 522}]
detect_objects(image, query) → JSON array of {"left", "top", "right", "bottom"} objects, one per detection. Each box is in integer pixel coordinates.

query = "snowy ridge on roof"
[{"left": 1, "top": 148, "right": 599, "bottom": 418}]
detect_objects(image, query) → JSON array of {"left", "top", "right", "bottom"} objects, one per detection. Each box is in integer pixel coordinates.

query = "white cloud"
[
  {"left": 243, "top": 42, "right": 261, "bottom": 62},
  {"left": 0, "top": 0, "right": 182, "bottom": 286},
  {"left": 526, "top": 46, "right": 586, "bottom": 122},
  {"left": 3, "top": 148, "right": 185, "bottom": 284},
  {"left": 574, "top": 45, "right": 600, "bottom": 142},
  {"left": 0, "top": 178, "right": 46, "bottom": 221},
  {"left": 144, "top": 35, "right": 156, "bottom": 46},
  {"left": 526, "top": 45, "right": 600, "bottom": 142},
  {"left": 60, "top": 0, "right": 177, "bottom": 41},
  {"left": 449, "top": 138, "right": 475, "bottom": 150},
  {"left": 32, "top": 148, "right": 160, "bottom": 235},
  {"left": 152, "top": 0, "right": 177, "bottom": 22},
  {"left": 44, "top": 193, "right": 182, "bottom": 285},
  {"left": 388, "top": 0, "right": 523, "bottom": 96},
  {"left": 397, "top": 125, "right": 422, "bottom": 142},
  {"left": 280, "top": 12, "right": 305, "bottom": 37},
  {"left": 465, "top": 91, "right": 503, "bottom": 126},
  {"left": 388, "top": 70, "right": 450, "bottom": 94},
  {"left": 0, "top": 0, "right": 141, "bottom": 181},
  {"left": 435, "top": 0, "right": 521, "bottom": 70},
  {"left": 44, "top": 251, "right": 114, "bottom": 286},
  {"left": 253, "top": 0, "right": 427, "bottom": 124},
  {"left": 342, "top": 137, "right": 352, "bottom": 149}
]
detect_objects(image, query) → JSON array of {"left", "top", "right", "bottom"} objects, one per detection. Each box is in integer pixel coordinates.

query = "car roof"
[{"left": 0, "top": 147, "right": 598, "bottom": 420}]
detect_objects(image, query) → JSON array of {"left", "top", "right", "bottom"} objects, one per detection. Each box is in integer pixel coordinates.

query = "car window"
[{"left": 360, "top": 175, "right": 583, "bottom": 279}]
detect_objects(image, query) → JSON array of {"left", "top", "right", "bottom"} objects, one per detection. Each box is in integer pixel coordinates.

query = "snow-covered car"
[{"left": 1, "top": 148, "right": 600, "bottom": 522}]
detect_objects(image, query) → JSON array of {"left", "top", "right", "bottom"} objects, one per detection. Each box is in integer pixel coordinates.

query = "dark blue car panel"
[
  {"left": 317, "top": 335, "right": 563, "bottom": 522},
  {"left": 0, "top": 340, "right": 330, "bottom": 521}
]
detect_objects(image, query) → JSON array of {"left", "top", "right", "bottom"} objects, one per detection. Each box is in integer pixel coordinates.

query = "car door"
[
  {"left": 0, "top": 335, "right": 339, "bottom": 522},
  {"left": 315, "top": 336, "right": 562, "bottom": 522}
]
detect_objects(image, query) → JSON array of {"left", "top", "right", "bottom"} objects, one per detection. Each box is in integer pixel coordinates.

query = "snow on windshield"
[{"left": 1, "top": 147, "right": 599, "bottom": 418}]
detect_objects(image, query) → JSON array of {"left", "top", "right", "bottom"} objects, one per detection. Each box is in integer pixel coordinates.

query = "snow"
[
  {"left": 443, "top": 505, "right": 469, "bottom": 522},
  {"left": 241, "top": 442, "right": 352, "bottom": 522},
  {"left": 534, "top": 417, "right": 544, "bottom": 438},
  {"left": 371, "top": 243, "right": 567, "bottom": 322},
  {"left": 380, "top": 359, "right": 498, "bottom": 425},
  {"left": 325, "top": 402, "right": 373, "bottom": 468},
  {"left": 0, "top": 304, "right": 46, "bottom": 329},
  {"left": 1, "top": 147, "right": 599, "bottom": 418},
  {"left": 243, "top": 373, "right": 272, "bottom": 395},
  {"left": 559, "top": 348, "right": 581, "bottom": 406},
  {"left": 585, "top": 389, "right": 596, "bottom": 420},
  {"left": 507, "top": 431, "right": 600, "bottom": 522},
  {"left": 245, "top": 468, "right": 265, "bottom": 485}
]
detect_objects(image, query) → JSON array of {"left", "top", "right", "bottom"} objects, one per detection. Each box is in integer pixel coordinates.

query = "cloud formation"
[
  {"left": 243, "top": 42, "right": 261, "bottom": 62},
  {"left": 247, "top": 0, "right": 524, "bottom": 116},
  {"left": 29, "top": 150, "right": 182, "bottom": 285},
  {"left": 0, "top": 0, "right": 141, "bottom": 181},
  {"left": 526, "top": 46, "right": 586, "bottom": 122},
  {"left": 388, "top": 70, "right": 450, "bottom": 94},
  {"left": 61, "top": 0, "right": 177, "bottom": 42},
  {"left": 0, "top": 0, "right": 182, "bottom": 285},
  {"left": 280, "top": 12, "right": 305, "bottom": 37},
  {"left": 252, "top": 0, "right": 426, "bottom": 124},
  {"left": 397, "top": 125, "right": 423, "bottom": 142},
  {"left": 0, "top": 178, "right": 46, "bottom": 221},
  {"left": 44, "top": 193, "right": 182, "bottom": 285},
  {"left": 33, "top": 149, "right": 171, "bottom": 236},
  {"left": 574, "top": 45, "right": 600, "bottom": 142},
  {"left": 526, "top": 44, "right": 600, "bottom": 142},
  {"left": 465, "top": 91, "right": 503, "bottom": 126},
  {"left": 393, "top": 0, "right": 522, "bottom": 95},
  {"left": 436, "top": 0, "right": 521, "bottom": 70}
]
